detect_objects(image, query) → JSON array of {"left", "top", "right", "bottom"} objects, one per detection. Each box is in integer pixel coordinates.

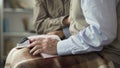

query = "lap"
[
  {"left": 5, "top": 48, "right": 115, "bottom": 68},
  {"left": 5, "top": 47, "right": 42, "bottom": 68}
]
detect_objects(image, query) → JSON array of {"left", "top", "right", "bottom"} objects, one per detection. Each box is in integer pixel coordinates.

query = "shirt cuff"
[{"left": 63, "top": 27, "right": 71, "bottom": 39}]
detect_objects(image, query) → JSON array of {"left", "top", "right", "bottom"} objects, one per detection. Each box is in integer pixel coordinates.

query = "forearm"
[
  {"left": 35, "top": 16, "right": 67, "bottom": 34},
  {"left": 57, "top": 0, "right": 117, "bottom": 56}
]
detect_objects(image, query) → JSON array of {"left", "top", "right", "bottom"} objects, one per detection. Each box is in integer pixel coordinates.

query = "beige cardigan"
[{"left": 34, "top": 0, "right": 70, "bottom": 34}]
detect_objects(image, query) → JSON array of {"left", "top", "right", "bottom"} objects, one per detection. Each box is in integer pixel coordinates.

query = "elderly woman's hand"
[{"left": 27, "top": 37, "right": 58, "bottom": 56}]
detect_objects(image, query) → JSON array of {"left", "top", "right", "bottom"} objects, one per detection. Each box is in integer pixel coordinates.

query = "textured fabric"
[
  {"left": 57, "top": 0, "right": 120, "bottom": 64},
  {"left": 69, "top": 0, "right": 88, "bottom": 35},
  {"left": 100, "top": 0, "right": 120, "bottom": 64},
  {"left": 5, "top": 0, "right": 120, "bottom": 68},
  {"left": 62, "top": 27, "right": 71, "bottom": 38},
  {"left": 5, "top": 48, "right": 115, "bottom": 68},
  {"left": 5, "top": 48, "right": 42, "bottom": 68},
  {"left": 58, "top": 0, "right": 117, "bottom": 55},
  {"left": 34, "top": 0, "right": 70, "bottom": 34}
]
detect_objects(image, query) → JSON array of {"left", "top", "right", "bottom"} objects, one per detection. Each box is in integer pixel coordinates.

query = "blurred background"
[{"left": 0, "top": 0, "right": 35, "bottom": 67}]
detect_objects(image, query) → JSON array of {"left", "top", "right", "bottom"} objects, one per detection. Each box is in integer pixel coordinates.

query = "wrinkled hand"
[
  {"left": 47, "top": 30, "right": 65, "bottom": 39},
  {"left": 27, "top": 38, "right": 58, "bottom": 56}
]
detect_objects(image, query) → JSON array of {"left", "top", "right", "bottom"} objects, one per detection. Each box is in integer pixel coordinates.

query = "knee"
[
  {"left": 13, "top": 58, "right": 41, "bottom": 68},
  {"left": 5, "top": 48, "right": 31, "bottom": 68},
  {"left": 13, "top": 60, "right": 33, "bottom": 68},
  {"left": 5, "top": 48, "right": 41, "bottom": 68}
]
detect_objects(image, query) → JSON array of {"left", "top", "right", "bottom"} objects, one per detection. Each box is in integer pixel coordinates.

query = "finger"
[
  {"left": 29, "top": 38, "right": 36, "bottom": 43},
  {"left": 30, "top": 45, "right": 42, "bottom": 54},
  {"left": 33, "top": 49, "right": 43, "bottom": 56},
  {"left": 29, "top": 37, "right": 44, "bottom": 43},
  {"left": 27, "top": 41, "right": 40, "bottom": 48},
  {"left": 27, "top": 42, "right": 36, "bottom": 48}
]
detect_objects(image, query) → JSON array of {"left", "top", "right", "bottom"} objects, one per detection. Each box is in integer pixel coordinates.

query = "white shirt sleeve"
[
  {"left": 57, "top": 0, "right": 117, "bottom": 56},
  {"left": 63, "top": 27, "right": 71, "bottom": 38}
]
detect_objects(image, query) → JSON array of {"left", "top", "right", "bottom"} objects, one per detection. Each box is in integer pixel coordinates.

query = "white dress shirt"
[{"left": 57, "top": 0, "right": 117, "bottom": 55}]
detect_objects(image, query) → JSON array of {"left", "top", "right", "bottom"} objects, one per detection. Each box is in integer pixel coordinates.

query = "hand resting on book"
[{"left": 16, "top": 35, "right": 61, "bottom": 58}]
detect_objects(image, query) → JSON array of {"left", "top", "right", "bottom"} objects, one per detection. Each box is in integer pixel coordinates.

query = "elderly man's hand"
[{"left": 27, "top": 38, "right": 58, "bottom": 56}]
